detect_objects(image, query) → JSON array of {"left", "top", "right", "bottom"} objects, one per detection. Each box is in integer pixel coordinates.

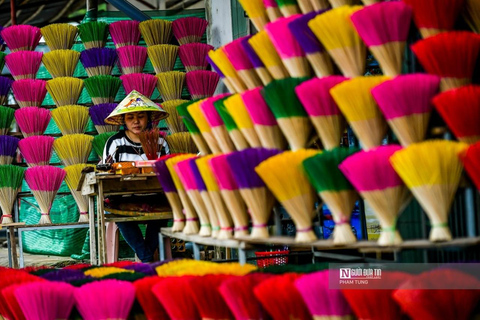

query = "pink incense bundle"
[
  {"left": 120, "top": 73, "right": 157, "bottom": 98},
  {"left": 263, "top": 0, "right": 283, "bottom": 21},
  {"left": 24, "top": 165, "right": 66, "bottom": 224},
  {"left": 371, "top": 74, "right": 441, "bottom": 146},
  {"left": 1, "top": 25, "right": 42, "bottom": 52},
  {"left": 339, "top": 145, "right": 411, "bottom": 246},
  {"left": 14, "top": 107, "right": 51, "bottom": 138},
  {"left": 265, "top": 15, "right": 311, "bottom": 78},
  {"left": 18, "top": 136, "right": 54, "bottom": 167},
  {"left": 109, "top": 20, "right": 141, "bottom": 48},
  {"left": 187, "top": 275, "right": 234, "bottom": 320},
  {"left": 75, "top": 280, "right": 136, "bottom": 320},
  {"left": 117, "top": 45, "right": 147, "bottom": 74},
  {"left": 241, "top": 87, "right": 286, "bottom": 150},
  {"left": 5, "top": 51, "right": 43, "bottom": 80},
  {"left": 172, "top": 17, "right": 208, "bottom": 45},
  {"left": 200, "top": 93, "right": 236, "bottom": 153},
  {"left": 411, "top": 31, "right": 480, "bottom": 91},
  {"left": 296, "top": 76, "right": 347, "bottom": 150},
  {"left": 12, "top": 79, "right": 47, "bottom": 107},
  {"left": 222, "top": 37, "right": 263, "bottom": 89},
  {"left": 133, "top": 276, "right": 170, "bottom": 320},
  {"left": 186, "top": 70, "right": 220, "bottom": 99},
  {"left": 350, "top": 1, "right": 412, "bottom": 76},
  {"left": 178, "top": 43, "right": 214, "bottom": 72}
]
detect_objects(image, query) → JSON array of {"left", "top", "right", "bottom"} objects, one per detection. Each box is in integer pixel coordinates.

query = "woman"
[{"left": 103, "top": 92, "right": 170, "bottom": 262}]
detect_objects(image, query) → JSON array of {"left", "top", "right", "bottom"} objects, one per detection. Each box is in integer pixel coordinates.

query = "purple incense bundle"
[
  {"left": 0, "top": 76, "right": 13, "bottom": 105},
  {"left": 120, "top": 73, "right": 157, "bottom": 98},
  {"left": 5, "top": 51, "right": 43, "bottom": 80},
  {"left": 11, "top": 79, "right": 47, "bottom": 107},
  {"left": 89, "top": 103, "right": 120, "bottom": 134},
  {"left": 239, "top": 36, "right": 273, "bottom": 86},
  {"left": 0, "top": 135, "right": 19, "bottom": 165},
  {"left": 80, "top": 47, "right": 118, "bottom": 77},
  {"left": 123, "top": 263, "right": 156, "bottom": 276},
  {"left": 223, "top": 37, "right": 263, "bottom": 89},
  {"left": 40, "top": 269, "right": 91, "bottom": 282},
  {"left": 178, "top": 43, "right": 214, "bottom": 72}
]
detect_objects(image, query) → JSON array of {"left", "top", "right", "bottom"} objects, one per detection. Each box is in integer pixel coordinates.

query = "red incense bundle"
[
  {"left": 223, "top": 37, "right": 263, "bottom": 89},
  {"left": 187, "top": 275, "right": 234, "bottom": 320},
  {"left": 460, "top": 142, "right": 480, "bottom": 191},
  {"left": 133, "top": 276, "right": 170, "bottom": 320}
]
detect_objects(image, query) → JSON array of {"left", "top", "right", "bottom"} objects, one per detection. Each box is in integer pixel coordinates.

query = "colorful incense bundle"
[
  {"left": 75, "top": 280, "right": 135, "bottom": 320},
  {"left": 25, "top": 165, "right": 66, "bottom": 224},
  {"left": 296, "top": 76, "right": 347, "bottom": 150},
  {"left": 371, "top": 74, "right": 440, "bottom": 146},
  {"left": 200, "top": 94, "right": 236, "bottom": 153},
  {"left": 109, "top": 20, "right": 140, "bottom": 49},
  {"left": 464, "top": 0, "right": 480, "bottom": 33},
  {"left": 411, "top": 31, "right": 480, "bottom": 91},
  {"left": 120, "top": 73, "right": 157, "bottom": 98},
  {"left": 241, "top": 87, "right": 286, "bottom": 150},
  {"left": 84, "top": 75, "right": 122, "bottom": 104},
  {"left": 152, "top": 276, "right": 201, "bottom": 319},
  {"left": 214, "top": 97, "right": 250, "bottom": 150},
  {"left": 165, "top": 154, "right": 199, "bottom": 234},
  {"left": 46, "top": 77, "right": 84, "bottom": 107},
  {"left": 147, "top": 44, "right": 178, "bottom": 74},
  {"left": 339, "top": 145, "right": 410, "bottom": 245},
  {"left": 350, "top": 2, "right": 412, "bottom": 76},
  {"left": 173, "top": 17, "right": 208, "bottom": 44},
  {"left": 309, "top": 6, "right": 366, "bottom": 77},
  {"left": 0, "top": 77, "right": 12, "bottom": 106},
  {"left": 14, "top": 107, "right": 51, "bottom": 138},
  {"left": 205, "top": 54, "right": 236, "bottom": 94},
  {"left": 41, "top": 23, "right": 78, "bottom": 50},
  {"left": 275, "top": 0, "right": 301, "bottom": 16},
  {"left": 263, "top": 0, "right": 283, "bottom": 21},
  {"left": 18, "top": 136, "right": 54, "bottom": 167},
  {"left": 165, "top": 132, "right": 198, "bottom": 154},
  {"left": 177, "top": 100, "right": 210, "bottom": 155},
  {"left": 433, "top": 85, "right": 480, "bottom": 144},
  {"left": 330, "top": 76, "right": 389, "bottom": 150},
  {"left": 133, "top": 277, "right": 170, "bottom": 320},
  {"left": 188, "top": 99, "right": 222, "bottom": 154},
  {"left": 227, "top": 148, "right": 282, "bottom": 238},
  {"left": 117, "top": 45, "right": 147, "bottom": 74},
  {"left": 223, "top": 38, "right": 263, "bottom": 89},
  {"left": 208, "top": 48, "right": 248, "bottom": 93},
  {"left": 239, "top": 36, "right": 273, "bottom": 86},
  {"left": 0, "top": 165, "right": 25, "bottom": 224},
  {"left": 139, "top": 19, "right": 173, "bottom": 46},
  {"left": 0, "top": 136, "right": 19, "bottom": 165},
  {"left": 186, "top": 70, "right": 220, "bottom": 100},
  {"left": 89, "top": 103, "right": 120, "bottom": 134},
  {"left": 288, "top": 11, "right": 334, "bottom": 77},
  {"left": 65, "top": 164, "right": 95, "bottom": 222},
  {"left": 238, "top": 0, "right": 270, "bottom": 30},
  {"left": 265, "top": 15, "right": 311, "bottom": 78},
  {"left": 390, "top": 140, "right": 468, "bottom": 242},
  {"left": 209, "top": 154, "right": 250, "bottom": 237},
  {"left": 42, "top": 49, "right": 80, "bottom": 78},
  {"left": 5, "top": 51, "right": 42, "bottom": 80},
  {"left": 248, "top": 30, "right": 289, "bottom": 80},
  {"left": 0, "top": 106, "right": 14, "bottom": 135},
  {"left": 1, "top": 25, "right": 41, "bottom": 51},
  {"left": 93, "top": 131, "right": 116, "bottom": 159},
  {"left": 156, "top": 71, "right": 186, "bottom": 101},
  {"left": 51, "top": 105, "right": 90, "bottom": 135},
  {"left": 295, "top": 270, "right": 353, "bottom": 320},
  {"left": 262, "top": 77, "right": 311, "bottom": 151},
  {"left": 77, "top": 21, "right": 109, "bottom": 49},
  {"left": 179, "top": 43, "right": 213, "bottom": 72},
  {"left": 224, "top": 93, "right": 262, "bottom": 148},
  {"left": 303, "top": 147, "right": 360, "bottom": 245},
  {"left": 80, "top": 47, "right": 118, "bottom": 77},
  {"left": 11, "top": 79, "right": 46, "bottom": 107},
  {"left": 53, "top": 134, "right": 94, "bottom": 166},
  {"left": 161, "top": 99, "right": 188, "bottom": 133},
  {"left": 139, "top": 128, "right": 163, "bottom": 160},
  {"left": 256, "top": 149, "right": 320, "bottom": 242}
]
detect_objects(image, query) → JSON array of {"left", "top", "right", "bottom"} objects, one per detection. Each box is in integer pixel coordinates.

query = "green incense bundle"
[
  {"left": 302, "top": 147, "right": 360, "bottom": 245},
  {"left": 84, "top": 75, "right": 122, "bottom": 105},
  {"left": 93, "top": 131, "right": 116, "bottom": 160},
  {"left": 262, "top": 77, "right": 311, "bottom": 150},
  {"left": 0, "top": 165, "right": 25, "bottom": 224},
  {"left": 0, "top": 106, "right": 14, "bottom": 135},
  {"left": 77, "top": 21, "right": 109, "bottom": 49},
  {"left": 0, "top": 52, "right": 7, "bottom": 73},
  {"left": 214, "top": 97, "right": 249, "bottom": 150},
  {"left": 177, "top": 100, "right": 210, "bottom": 155}
]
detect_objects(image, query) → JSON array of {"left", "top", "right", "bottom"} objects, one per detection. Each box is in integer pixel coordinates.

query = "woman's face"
[{"left": 124, "top": 112, "right": 148, "bottom": 135}]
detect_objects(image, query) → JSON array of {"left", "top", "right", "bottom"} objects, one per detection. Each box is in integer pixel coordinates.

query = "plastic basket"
[{"left": 255, "top": 250, "right": 289, "bottom": 269}]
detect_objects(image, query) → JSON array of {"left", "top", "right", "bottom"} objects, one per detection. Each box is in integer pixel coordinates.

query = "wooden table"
[{"left": 80, "top": 172, "right": 172, "bottom": 265}]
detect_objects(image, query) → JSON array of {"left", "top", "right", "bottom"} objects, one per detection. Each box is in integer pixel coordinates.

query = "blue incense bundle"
[
  {"left": 0, "top": 135, "right": 19, "bottom": 165},
  {"left": 89, "top": 103, "right": 119, "bottom": 134},
  {"left": 240, "top": 36, "right": 272, "bottom": 86},
  {"left": 0, "top": 76, "right": 12, "bottom": 105},
  {"left": 80, "top": 47, "right": 118, "bottom": 77}
]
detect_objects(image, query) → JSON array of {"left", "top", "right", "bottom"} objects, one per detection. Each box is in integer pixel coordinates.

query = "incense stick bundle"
[
  {"left": 241, "top": 87, "right": 286, "bottom": 150},
  {"left": 0, "top": 106, "right": 14, "bottom": 135},
  {"left": 309, "top": 6, "right": 366, "bottom": 77},
  {"left": 18, "top": 135, "right": 54, "bottom": 167},
  {"left": 139, "top": 19, "right": 173, "bottom": 46},
  {"left": 248, "top": 30, "right": 289, "bottom": 80},
  {"left": 390, "top": 140, "right": 468, "bottom": 242},
  {"left": 208, "top": 49, "right": 248, "bottom": 93},
  {"left": 295, "top": 76, "right": 347, "bottom": 150},
  {"left": 179, "top": 43, "right": 213, "bottom": 72},
  {"left": 214, "top": 97, "right": 250, "bottom": 150},
  {"left": 224, "top": 94, "right": 262, "bottom": 148},
  {"left": 464, "top": 0, "right": 480, "bottom": 33},
  {"left": 93, "top": 132, "right": 116, "bottom": 159},
  {"left": 46, "top": 77, "right": 84, "bottom": 107},
  {"left": 187, "top": 99, "right": 222, "bottom": 154},
  {"left": 65, "top": 164, "right": 96, "bottom": 222},
  {"left": 14, "top": 107, "right": 51, "bottom": 138},
  {"left": 42, "top": 50, "right": 80, "bottom": 78},
  {"left": 165, "top": 132, "right": 198, "bottom": 154},
  {"left": 265, "top": 15, "right": 311, "bottom": 78},
  {"left": 147, "top": 44, "right": 179, "bottom": 74},
  {"left": 0, "top": 165, "right": 25, "bottom": 224},
  {"left": 177, "top": 100, "right": 210, "bottom": 155},
  {"left": 80, "top": 48, "right": 118, "bottom": 77},
  {"left": 12, "top": 79, "right": 46, "bottom": 107},
  {"left": 303, "top": 147, "right": 360, "bottom": 245},
  {"left": 227, "top": 148, "right": 282, "bottom": 238},
  {"left": 120, "top": 73, "right": 157, "bottom": 98},
  {"left": 223, "top": 38, "right": 263, "bottom": 89},
  {"left": 263, "top": 0, "right": 283, "bottom": 21},
  {"left": 89, "top": 103, "right": 120, "bottom": 134},
  {"left": 310, "top": 0, "right": 330, "bottom": 10},
  {"left": 84, "top": 75, "right": 122, "bottom": 104},
  {"left": 238, "top": 0, "right": 270, "bottom": 30},
  {"left": 340, "top": 145, "right": 411, "bottom": 246},
  {"left": 330, "top": 76, "right": 389, "bottom": 150},
  {"left": 262, "top": 78, "right": 311, "bottom": 151},
  {"left": 0, "top": 136, "right": 19, "bottom": 165},
  {"left": 371, "top": 74, "right": 441, "bottom": 147},
  {"left": 185, "top": 70, "right": 220, "bottom": 99},
  {"left": 256, "top": 149, "right": 320, "bottom": 242},
  {"left": 5, "top": 51, "right": 42, "bottom": 80},
  {"left": 117, "top": 45, "right": 147, "bottom": 75},
  {"left": 0, "top": 25, "right": 41, "bottom": 52},
  {"left": 206, "top": 55, "right": 237, "bottom": 93},
  {"left": 328, "top": 0, "right": 358, "bottom": 7},
  {"left": 460, "top": 142, "right": 480, "bottom": 191},
  {"left": 53, "top": 134, "right": 94, "bottom": 166},
  {"left": 161, "top": 99, "right": 188, "bottom": 133},
  {"left": 139, "top": 128, "right": 164, "bottom": 160},
  {"left": 41, "top": 23, "right": 78, "bottom": 50},
  {"left": 411, "top": 31, "right": 480, "bottom": 91},
  {"left": 77, "top": 21, "right": 109, "bottom": 49},
  {"left": 51, "top": 105, "right": 90, "bottom": 135},
  {"left": 0, "top": 77, "right": 13, "bottom": 106},
  {"left": 275, "top": 0, "right": 301, "bottom": 16},
  {"left": 172, "top": 17, "right": 208, "bottom": 45},
  {"left": 239, "top": 36, "right": 273, "bottom": 86},
  {"left": 350, "top": 2, "right": 412, "bottom": 76},
  {"left": 156, "top": 71, "right": 186, "bottom": 102}
]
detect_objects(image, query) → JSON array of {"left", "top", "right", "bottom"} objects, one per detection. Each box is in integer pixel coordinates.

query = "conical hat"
[{"left": 104, "top": 90, "right": 169, "bottom": 125}]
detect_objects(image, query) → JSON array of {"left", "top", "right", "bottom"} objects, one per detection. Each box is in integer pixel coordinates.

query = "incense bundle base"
[
  {"left": 229, "top": 129, "right": 250, "bottom": 151},
  {"left": 440, "top": 77, "right": 470, "bottom": 92},
  {"left": 283, "top": 57, "right": 311, "bottom": 78},
  {"left": 311, "top": 0, "right": 330, "bottom": 10},
  {"left": 0, "top": 189, "right": 16, "bottom": 224},
  {"left": 240, "top": 128, "right": 262, "bottom": 148},
  {"left": 298, "top": 0, "right": 315, "bottom": 13},
  {"left": 201, "top": 131, "right": 222, "bottom": 154},
  {"left": 240, "top": 187, "right": 274, "bottom": 239},
  {"left": 220, "top": 189, "right": 249, "bottom": 238},
  {"left": 310, "top": 115, "right": 345, "bottom": 150},
  {"left": 210, "top": 190, "right": 235, "bottom": 240},
  {"left": 255, "top": 125, "right": 286, "bottom": 150},
  {"left": 277, "top": 117, "right": 312, "bottom": 151},
  {"left": 186, "top": 189, "right": 212, "bottom": 237},
  {"left": 327, "top": 46, "right": 366, "bottom": 78},
  {"left": 320, "top": 190, "right": 357, "bottom": 245},
  {"left": 200, "top": 190, "right": 220, "bottom": 238},
  {"left": 237, "top": 69, "right": 264, "bottom": 90},
  {"left": 307, "top": 52, "right": 334, "bottom": 78},
  {"left": 350, "top": 117, "right": 388, "bottom": 150},
  {"left": 165, "top": 192, "right": 185, "bottom": 232},
  {"left": 283, "top": 194, "right": 317, "bottom": 243},
  {"left": 191, "top": 133, "right": 211, "bottom": 156},
  {"left": 387, "top": 113, "right": 430, "bottom": 147},
  {"left": 369, "top": 41, "right": 405, "bottom": 77},
  {"left": 212, "top": 126, "right": 236, "bottom": 153},
  {"left": 178, "top": 189, "right": 199, "bottom": 235},
  {"left": 255, "top": 67, "right": 273, "bottom": 86},
  {"left": 265, "top": 7, "right": 282, "bottom": 22}
]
